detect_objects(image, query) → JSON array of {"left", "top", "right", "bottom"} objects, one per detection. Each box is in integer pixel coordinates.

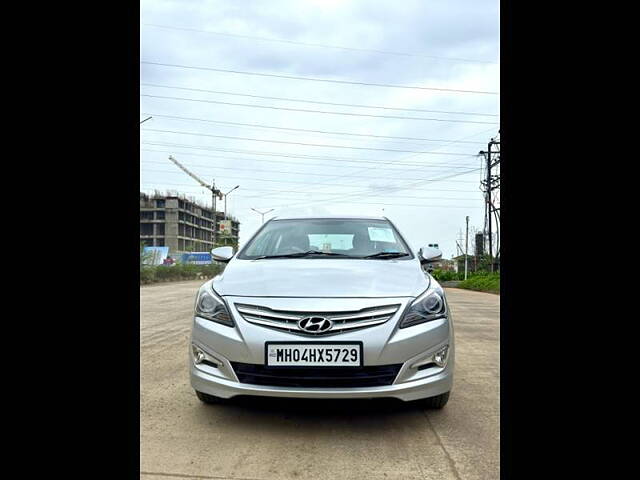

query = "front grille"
[
  {"left": 235, "top": 303, "right": 401, "bottom": 336},
  {"left": 231, "top": 362, "right": 402, "bottom": 388}
]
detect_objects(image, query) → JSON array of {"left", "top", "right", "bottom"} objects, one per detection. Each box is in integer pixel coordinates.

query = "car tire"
[
  {"left": 195, "top": 390, "right": 226, "bottom": 404},
  {"left": 421, "top": 391, "right": 450, "bottom": 409}
]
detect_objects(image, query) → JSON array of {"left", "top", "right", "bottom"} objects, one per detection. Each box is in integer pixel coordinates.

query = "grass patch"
[{"left": 457, "top": 272, "right": 500, "bottom": 294}]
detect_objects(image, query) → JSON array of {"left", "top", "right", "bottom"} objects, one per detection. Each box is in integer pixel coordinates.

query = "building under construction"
[{"left": 140, "top": 192, "right": 240, "bottom": 254}]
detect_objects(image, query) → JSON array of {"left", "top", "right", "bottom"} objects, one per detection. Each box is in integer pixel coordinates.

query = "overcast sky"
[{"left": 140, "top": 0, "right": 499, "bottom": 258}]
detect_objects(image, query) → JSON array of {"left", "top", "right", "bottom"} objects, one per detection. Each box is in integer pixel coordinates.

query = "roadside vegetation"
[
  {"left": 431, "top": 269, "right": 500, "bottom": 294},
  {"left": 430, "top": 270, "right": 465, "bottom": 282},
  {"left": 456, "top": 271, "right": 500, "bottom": 294},
  {"left": 140, "top": 243, "right": 225, "bottom": 285},
  {"left": 140, "top": 263, "right": 225, "bottom": 285}
]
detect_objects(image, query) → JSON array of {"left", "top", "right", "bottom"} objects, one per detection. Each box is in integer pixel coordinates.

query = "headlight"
[
  {"left": 195, "top": 285, "right": 234, "bottom": 327},
  {"left": 400, "top": 286, "right": 447, "bottom": 328}
]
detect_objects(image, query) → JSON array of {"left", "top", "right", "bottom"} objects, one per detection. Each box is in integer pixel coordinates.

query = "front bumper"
[
  {"left": 191, "top": 360, "right": 452, "bottom": 402},
  {"left": 189, "top": 295, "right": 454, "bottom": 402}
]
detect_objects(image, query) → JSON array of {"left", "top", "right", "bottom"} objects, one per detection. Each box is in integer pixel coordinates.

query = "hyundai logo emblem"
[{"left": 298, "top": 316, "right": 333, "bottom": 333}]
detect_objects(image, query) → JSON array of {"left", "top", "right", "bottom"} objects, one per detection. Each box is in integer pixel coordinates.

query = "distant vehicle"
[{"left": 190, "top": 216, "right": 453, "bottom": 408}]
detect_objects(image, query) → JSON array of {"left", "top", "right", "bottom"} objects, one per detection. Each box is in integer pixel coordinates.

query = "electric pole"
[
  {"left": 465, "top": 216, "right": 469, "bottom": 280},
  {"left": 480, "top": 133, "right": 500, "bottom": 273},
  {"left": 487, "top": 143, "right": 492, "bottom": 272}
]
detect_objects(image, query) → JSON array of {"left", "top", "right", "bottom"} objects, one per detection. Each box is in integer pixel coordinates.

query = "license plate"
[{"left": 266, "top": 342, "right": 363, "bottom": 367}]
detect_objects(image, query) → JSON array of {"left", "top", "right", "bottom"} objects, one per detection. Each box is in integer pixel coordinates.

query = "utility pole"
[
  {"left": 486, "top": 143, "right": 493, "bottom": 272},
  {"left": 251, "top": 208, "right": 274, "bottom": 224},
  {"left": 480, "top": 134, "right": 500, "bottom": 273},
  {"left": 465, "top": 216, "right": 469, "bottom": 280}
]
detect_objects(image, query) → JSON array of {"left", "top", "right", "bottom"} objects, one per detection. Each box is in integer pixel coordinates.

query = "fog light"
[
  {"left": 433, "top": 345, "right": 449, "bottom": 367},
  {"left": 192, "top": 344, "right": 223, "bottom": 368},
  {"left": 411, "top": 344, "right": 449, "bottom": 369},
  {"left": 192, "top": 345, "right": 206, "bottom": 364}
]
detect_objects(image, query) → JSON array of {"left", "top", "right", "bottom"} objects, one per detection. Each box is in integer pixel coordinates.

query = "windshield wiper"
[
  {"left": 254, "top": 250, "right": 352, "bottom": 260},
  {"left": 362, "top": 252, "right": 410, "bottom": 259}
]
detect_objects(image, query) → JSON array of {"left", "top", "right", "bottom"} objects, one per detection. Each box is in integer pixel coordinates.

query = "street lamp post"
[
  {"left": 251, "top": 208, "right": 274, "bottom": 224},
  {"left": 224, "top": 185, "right": 240, "bottom": 220},
  {"left": 220, "top": 185, "right": 239, "bottom": 246}
]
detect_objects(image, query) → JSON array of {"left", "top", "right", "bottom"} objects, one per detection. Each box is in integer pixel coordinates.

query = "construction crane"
[{"left": 167, "top": 155, "right": 223, "bottom": 244}]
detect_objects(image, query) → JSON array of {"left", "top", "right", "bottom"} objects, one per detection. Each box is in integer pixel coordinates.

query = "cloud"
[{"left": 140, "top": 0, "right": 499, "bottom": 258}]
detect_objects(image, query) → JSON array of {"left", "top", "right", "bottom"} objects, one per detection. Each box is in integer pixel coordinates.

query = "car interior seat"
[
  {"left": 277, "top": 232, "right": 310, "bottom": 253},
  {"left": 350, "top": 231, "right": 372, "bottom": 256}
]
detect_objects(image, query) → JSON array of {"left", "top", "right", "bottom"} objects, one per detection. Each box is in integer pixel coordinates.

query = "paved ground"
[{"left": 141, "top": 281, "right": 499, "bottom": 480}]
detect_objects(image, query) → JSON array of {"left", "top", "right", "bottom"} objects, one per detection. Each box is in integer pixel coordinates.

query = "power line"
[
  {"left": 141, "top": 146, "right": 481, "bottom": 202},
  {"left": 140, "top": 83, "right": 498, "bottom": 117},
  {"left": 142, "top": 23, "right": 498, "bottom": 65},
  {"left": 141, "top": 158, "right": 484, "bottom": 210},
  {"left": 142, "top": 155, "right": 478, "bottom": 179},
  {"left": 140, "top": 94, "right": 499, "bottom": 124},
  {"left": 141, "top": 147, "right": 476, "bottom": 170},
  {"left": 141, "top": 184, "right": 484, "bottom": 209},
  {"left": 140, "top": 181, "right": 478, "bottom": 196},
  {"left": 271, "top": 127, "right": 493, "bottom": 210},
  {"left": 263, "top": 165, "right": 482, "bottom": 210},
  {"left": 140, "top": 141, "right": 481, "bottom": 168},
  {"left": 141, "top": 134, "right": 485, "bottom": 203},
  {"left": 253, "top": 125, "right": 494, "bottom": 202},
  {"left": 140, "top": 113, "right": 487, "bottom": 145},
  {"left": 142, "top": 156, "right": 476, "bottom": 174},
  {"left": 142, "top": 123, "right": 493, "bottom": 202},
  {"left": 140, "top": 61, "right": 500, "bottom": 95},
  {"left": 141, "top": 163, "right": 476, "bottom": 181},
  {"left": 265, "top": 200, "right": 484, "bottom": 210},
  {"left": 138, "top": 180, "right": 479, "bottom": 202},
  {"left": 139, "top": 166, "right": 481, "bottom": 188},
  {"left": 141, "top": 128, "right": 483, "bottom": 155}
]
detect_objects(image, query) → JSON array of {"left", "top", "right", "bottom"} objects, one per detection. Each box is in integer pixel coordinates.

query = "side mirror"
[
  {"left": 211, "top": 246, "right": 234, "bottom": 263},
  {"left": 418, "top": 246, "right": 442, "bottom": 264}
]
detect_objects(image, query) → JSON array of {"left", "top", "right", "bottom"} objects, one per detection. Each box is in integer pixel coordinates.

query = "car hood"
[{"left": 212, "top": 258, "right": 430, "bottom": 298}]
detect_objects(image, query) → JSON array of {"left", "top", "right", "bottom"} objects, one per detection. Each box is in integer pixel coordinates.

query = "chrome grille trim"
[
  {"left": 235, "top": 306, "right": 302, "bottom": 321},
  {"left": 241, "top": 315, "right": 303, "bottom": 331},
  {"left": 235, "top": 303, "right": 401, "bottom": 335}
]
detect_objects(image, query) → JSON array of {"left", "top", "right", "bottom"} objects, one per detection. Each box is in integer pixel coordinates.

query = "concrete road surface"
[{"left": 141, "top": 281, "right": 499, "bottom": 480}]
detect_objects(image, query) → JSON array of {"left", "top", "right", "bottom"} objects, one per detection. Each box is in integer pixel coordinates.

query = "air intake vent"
[{"left": 231, "top": 362, "right": 402, "bottom": 388}]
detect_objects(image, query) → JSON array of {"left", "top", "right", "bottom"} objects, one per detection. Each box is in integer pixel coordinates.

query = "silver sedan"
[{"left": 190, "top": 216, "right": 454, "bottom": 408}]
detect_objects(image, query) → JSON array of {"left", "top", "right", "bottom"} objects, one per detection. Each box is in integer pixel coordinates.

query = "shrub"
[
  {"left": 140, "top": 262, "right": 226, "bottom": 285},
  {"left": 140, "top": 267, "right": 156, "bottom": 284},
  {"left": 430, "top": 269, "right": 464, "bottom": 282},
  {"left": 458, "top": 272, "right": 500, "bottom": 294}
]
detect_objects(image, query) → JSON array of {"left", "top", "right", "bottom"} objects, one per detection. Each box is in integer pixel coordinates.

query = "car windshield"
[{"left": 238, "top": 218, "right": 412, "bottom": 260}]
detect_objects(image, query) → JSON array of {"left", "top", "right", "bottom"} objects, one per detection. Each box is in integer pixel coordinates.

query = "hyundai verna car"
[{"left": 190, "top": 216, "right": 454, "bottom": 408}]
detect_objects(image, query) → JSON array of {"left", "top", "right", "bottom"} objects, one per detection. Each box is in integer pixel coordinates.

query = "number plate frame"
[{"left": 264, "top": 341, "right": 364, "bottom": 367}]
